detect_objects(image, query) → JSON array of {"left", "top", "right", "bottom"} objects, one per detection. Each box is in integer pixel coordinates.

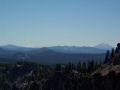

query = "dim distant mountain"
[
  {"left": 94, "top": 43, "right": 113, "bottom": 50},
  {"left": 0, "top": 44, "right": 33, "bottom": 51},
  {"left": 48, "top": 46, "right": 106, "bottom": 54},
  {"left": 0, "top": 44, "right": 110, "bottom": 54},
  {"left": 0, "top": 44, "right": 111, "bottom": 64},
  {"left": 0, "top": 48, "right": 105, "bottom": 64},
  {"left": 0, "top": 43, "right": 112, "bottom": 53}
]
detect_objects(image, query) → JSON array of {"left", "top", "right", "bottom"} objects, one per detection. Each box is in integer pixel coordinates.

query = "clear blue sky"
[{"left": 0, "top": 0, "right": 120, "bottom": 47}]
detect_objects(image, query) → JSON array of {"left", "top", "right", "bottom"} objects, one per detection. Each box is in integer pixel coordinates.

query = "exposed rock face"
[
  {"left": 90, "top": 43, "right": 120, "bottom": 90},
  {"left": 92, "top": 73, "right": 120, "bottom": 90}
]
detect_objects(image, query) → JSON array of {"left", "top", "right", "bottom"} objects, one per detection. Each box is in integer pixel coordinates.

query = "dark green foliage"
[
  {"left": 77, "top": 62, "right": 82, "bottom": 72},
  {"left": 0, "top": 43, "right": 120, "bottom": 90},
  {"left": 111, "top": 48, "right": 115, "bottom": 59},
  {"left": 82, "top": 62, "right": 87, "bottom": 73},
  {"left": 67, "top": 63, "right": 76, "bottom": 71},
  {"left": 116, "top": 43, "right": 120, "bottom": 54},
  {"left": 104, "top": 50, "right": 110, "bottom": 64},
  {"left": 55, "top": 64, "right": 62, "bottom": 71},
  {"left": 117, "top": 43, "right": 120, "bottom": 49},
  {"left": 105, "top": 43, "right": 120, "bottom": 65},
  {"left": 87, "top": 60, "right": 98, "bottom": 73},
  {"left": 115, "top": 47, "right": 119, "bottom": 54},
  {"left": 0, "top": 60, "right": 101, "bottom": 90}
]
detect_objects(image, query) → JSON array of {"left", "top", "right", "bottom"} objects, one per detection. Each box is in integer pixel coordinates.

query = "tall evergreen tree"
[
  {"left": 111, "top": 48, "right": 115, "bottom": 59},
  {"left": 115, "top": 43, "right": 120, "bottom": 53},
  {"left": 104, "top": 50, "right": 110, "bottom": 64},
  {"left": 82, "top": 62, "right": 87, "bottom": 73},
  {"left": 55, "top": 64, "right": 62, "bottom": 71},
  {"left": 115, "top": 47, "right": 119, "bottom": 54},
  {"left": 117, "top": 43, "right": 120, "bottom": 49},
  {"left": 68, "top": 63, "right": 76, "bottom": 71},
  {"left": 77, "top": 62, "right": 82, "bottom": 72}
]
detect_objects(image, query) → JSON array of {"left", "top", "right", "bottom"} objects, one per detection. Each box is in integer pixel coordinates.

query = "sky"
[{"left": 0, "top": 0, "right": 120, "bottom": 47}]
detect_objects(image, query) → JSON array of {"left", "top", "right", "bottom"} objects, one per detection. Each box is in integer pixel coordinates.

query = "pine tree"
[
  {"left": 68, "top": 63, "right": 76, "bottom": 71},
  {"left": 104, "top": 50, "right": 110, "bottom": 64},
  {"left": 115, "top": 43, "right": 120, "bottom": 53},
  {"left": 111, "top": 48, "right": 115, "bottom": 59},
  {"left": 117, "top": 43, "right": 120, "bottom": 49},
  {"left": 115, "top": 47, "right": 119, "bottom": 54},
  {"left": 82, "top": 62, "right": 87, "bottom": 73},
  {"left": 77, "top": 62, "right": 82, "bottom": 72},
  {"left": 55, "top": 64, "right": 62, "bottom": 71},
  {"left": 87, "top": 60, "right": 98, "bottom": 73}
]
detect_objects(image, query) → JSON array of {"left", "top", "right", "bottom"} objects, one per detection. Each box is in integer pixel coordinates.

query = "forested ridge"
[{"left": 0, "top": 43, "right": 120, "bottom": 90}]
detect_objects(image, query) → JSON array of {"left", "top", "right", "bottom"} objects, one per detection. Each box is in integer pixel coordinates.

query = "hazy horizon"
[
  {"left": 0, "top": 42, "right": 114, "bottom": 48},
  {"left": 0, "top": 0, "right": 120, "bottom": 47}
]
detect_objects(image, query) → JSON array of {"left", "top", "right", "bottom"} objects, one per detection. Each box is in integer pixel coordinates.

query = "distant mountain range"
[
  {"left": 0, "top": 44, "right": 34, "bottom": 51},
  {"left": 0, "top": 43, "right": 113, "bottom": 64},
  {"left": 0, "top": 43, "right": 113, "bottom": 53}
]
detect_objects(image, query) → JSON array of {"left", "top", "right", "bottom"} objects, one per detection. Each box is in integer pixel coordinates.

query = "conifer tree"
[
  {"left": 117, "top": 43, "right": 120, "bottom": 49},
  {"left": 104, "top": 50, "right": 110, "bottom": 64},
  {"left": 82, "top": 62, "right": 87, "bottom": 73},
  {"left": 77, "top": 62, "right": 82, "bottom": 72},
  {"left": 111, "top": 48, "right": 115, "bottom": 59},
  {"left": 55, "top": 64, "right": 62, "bottom": 71}
]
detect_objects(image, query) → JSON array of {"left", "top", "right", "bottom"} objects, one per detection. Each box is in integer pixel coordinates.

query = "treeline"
[
  {"left": 1, "top": 43, "right": 120, "bottom": 90},
  {"left": 0, "top": 59, "right": 101, "bottom": 90},
  {"left": 104, "top": 43, "right": 120, "bottom": 65},
  {"left": 55, "top": 60, "right": 101, "bottom": 74}
]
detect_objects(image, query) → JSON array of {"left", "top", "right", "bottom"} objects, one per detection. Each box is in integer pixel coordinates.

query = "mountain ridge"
[
  {"left": 0, "top": 43, "right": 112, "bottom": 54},
  {"left": 94, "top": 43, "right": 113, "bottom": 50},
  {"left": 0, "top": 43, "right": 111, "bottom": 64}
]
